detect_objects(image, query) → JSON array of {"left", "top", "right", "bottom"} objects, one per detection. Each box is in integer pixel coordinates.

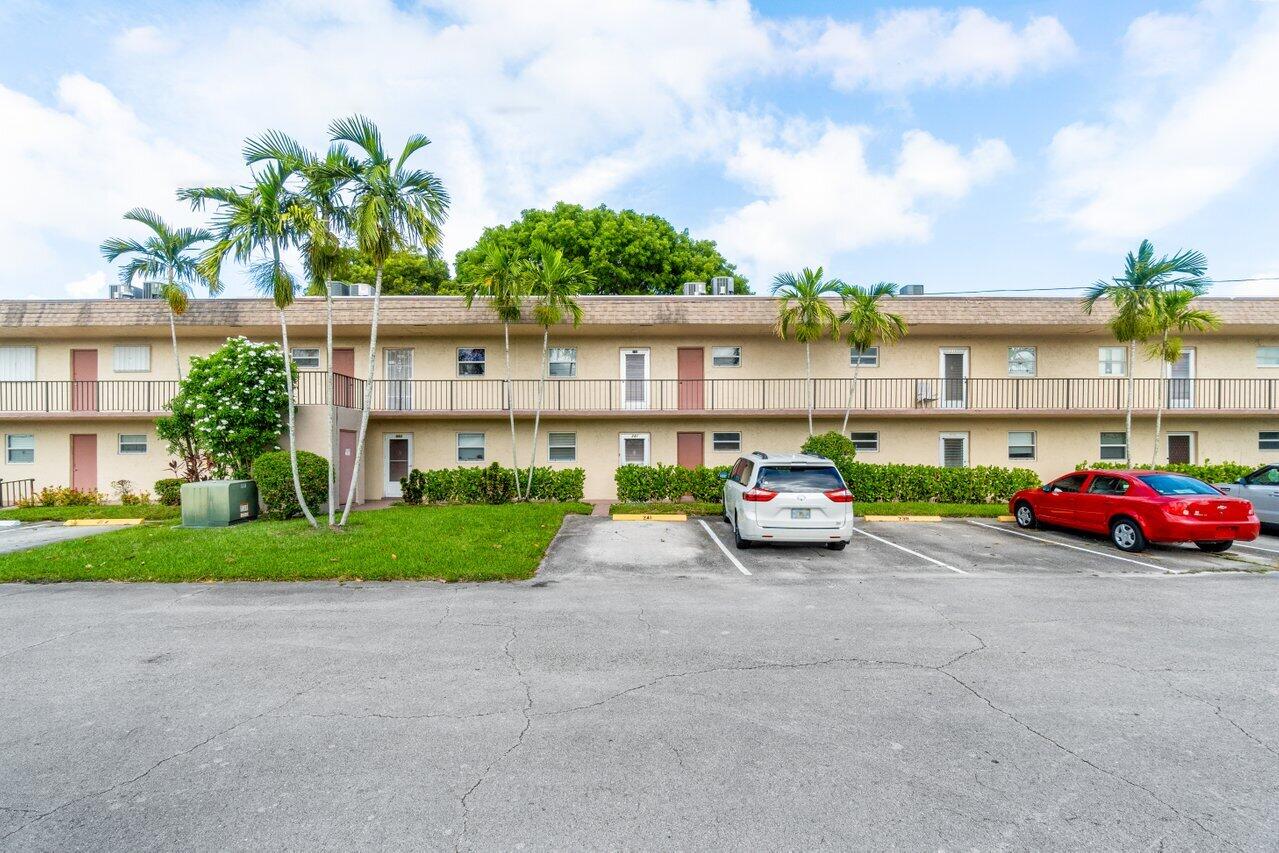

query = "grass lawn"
[
  {"left": 0, "top": 503, "right": 591, "bottom": 584},
  {"left": 0, "top": 504, "right": 181, "bottom": 522},
  {"left": 610, "top": 501, "right": 1007, "bottom": 518}
]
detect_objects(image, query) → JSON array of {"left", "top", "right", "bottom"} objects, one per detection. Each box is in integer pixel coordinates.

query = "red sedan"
[{"left": 1010, "top": 470, "right": 1260, "bottom": 553}]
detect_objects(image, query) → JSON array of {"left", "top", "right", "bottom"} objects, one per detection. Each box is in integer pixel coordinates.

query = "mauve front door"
[
  {"left": 71, "top": 349, "right": 98, "bottom": 412},
  {"left": 338, "top": 429, "right": 357, "bottom": 505},
  {"left": 676, "top": 432, "right": 704, "bottom": 469},
  {"left": 677, "top": 347, "right": 704, "bottom": 410},
  {"left": 333, "top": 348, "right": 355, "bottom": 407},
  {"left": 71, "top": 434, "right": 97, "bottom": 492}
]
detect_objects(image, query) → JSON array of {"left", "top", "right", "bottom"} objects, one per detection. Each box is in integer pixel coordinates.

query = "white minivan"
[{"left": 721, "top": 451, "right": 855, "bottom": 550}]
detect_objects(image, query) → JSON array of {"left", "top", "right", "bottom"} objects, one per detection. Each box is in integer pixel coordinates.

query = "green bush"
[
  {"left": 251, "top": 450, "right": 329, "bottom": 520},
  {"left": 401, "top": 469, "right": 427, "bottom": 505},
  {"left": 835, "top": 461, "right": 1040, "bottom": 503},
  {"left": 19, "top": 486, "right": 105, "bottom": 507},
  {"left": 154, "top": 478, "right": 184, "bottom": 506},
  {"left": 399, "top": 465, "right": 585, "bottom": 504},
  {"left": 614, "top": 464, "right": 731, "bottom": 502},
  {"left": 478, "top": 462, "right": 516, "bottom": 504},
  {"left": 800, "top": 431, "right": 858, "bottom": 464},
  {"left": 1077, "top": 460, "right": 1255, "bottom": 483}
]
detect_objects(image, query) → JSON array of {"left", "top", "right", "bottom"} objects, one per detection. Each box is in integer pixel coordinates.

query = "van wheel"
[
  {"left": 1110, "top": 518, "right": 1146, "bottom": 553},
  {"left": 733, "top": 514, "right": 752, "bottom": 550},
  {"left": 826, "top": 541, "right": 847, "bottom": 551},
  {"left": 1195, "top": 540, "right": 1232, "bottom": 553},
  {"left": 1014, "top": 502, "right": 1036, "bottom": 529}
]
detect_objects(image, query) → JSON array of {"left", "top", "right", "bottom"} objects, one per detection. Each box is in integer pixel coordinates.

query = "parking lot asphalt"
[
  {"left": 1, "top": 516, "right": 1277, "bottom": 851},
  {"left": 0, "top": 522, "right": 123, "bottom": 555}
]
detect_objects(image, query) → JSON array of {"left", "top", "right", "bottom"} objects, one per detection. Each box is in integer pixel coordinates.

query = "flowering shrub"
[
  {"left": 178, "top": 337, "right": 294, "bottom": 478},
  {"left": 18, "top": 486, "right": 105, "bottom": 507}
]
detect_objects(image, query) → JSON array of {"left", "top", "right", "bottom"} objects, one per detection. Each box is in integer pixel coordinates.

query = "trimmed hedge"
[
  {"left": 251, "top": 450, "right": 329, "bottom": 520},
  {"left": 1077, "top": 460, "right": 1255, "bottom": 483},
  {"left": 154, "top": 478, "right": 184, "bottom": 507},
  {"left": 615, "top": 463, "right": 732, "bottom": 502},
  {"left": 400, "top": 464, "right": 585, "bottom": 505},
  {"left": 836, "top": 461, "right": 1039, "bottom": 503}
]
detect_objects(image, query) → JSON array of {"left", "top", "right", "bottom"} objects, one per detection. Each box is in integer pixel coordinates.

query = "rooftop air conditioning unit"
[
  {"left": 711, "top": 276, "right": 733, "bottom": 295},
  {"left": 108, "top": 283, "right": 160, "bottom": 300},
  {"left": 900, "top": 284, "right": 925, "bottom": 295},
  {"left": 681, "top": 281, "right": 706, "bottom": 296},
  {"left": 349, "top": 283, "right": 374, "bottom": 296}
]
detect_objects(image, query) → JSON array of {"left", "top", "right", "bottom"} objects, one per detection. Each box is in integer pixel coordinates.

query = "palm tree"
[
  {"left": 100, "top": 209, "right": 213, "bottom": 380},
  {"left": 520, "top": 245, "right": 591, "bottom": 498},
  {"left": 772, "top": 267, "right": 844, "bottom": 436},
  {"left": 326, "top": 116, "right": 449, "bottom": 527},
  {"left": 1146, "top": 288, "right": 1219, "bottom": 465},
  {"left": 180, "top": 161, "right": 319, "bottom": 529},
  {"left": 463, "top": 241, "right": 529, "bottom": 497},
  {"left": 838, "top": 282, "right": 908, "bottom": 434},
  {"left": 1082, "top": 240, "right": 1208, "bottom": 465}
]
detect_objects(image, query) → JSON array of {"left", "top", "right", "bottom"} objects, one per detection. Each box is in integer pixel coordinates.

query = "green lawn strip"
[
  {"left": 609, "top": 501, "right": 1006, "bottom": 518},
  {"left": 0, "top": 503, "right": 591, "bottom": 583},
  {"left": 0, "top": 505, "right": 180, "bottom": 522}
]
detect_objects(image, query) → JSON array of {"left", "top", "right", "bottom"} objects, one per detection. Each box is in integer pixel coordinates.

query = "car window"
[
  {"left": 1087, "top": 475, "right": 1130, "bottom": 496},
  {"left": 755, "top": 465, "right": 844, "bottom": 493},
  {"left": 1245, "top": 466, "right": 1279, "bottom": 486},
  {"left": 729, "top": 459, "right": 746, "bottom": 484},
  {"left": 1049, "top": 474, "right": 1088, "bottom": 493},
  {"left": 1136, "top": 474, "right": 1220, "bottom": 496}
]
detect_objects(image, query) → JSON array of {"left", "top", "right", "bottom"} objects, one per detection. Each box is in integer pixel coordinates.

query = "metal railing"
[
  {"left": 0, "top": 478, "right": 34, "bottom": 508},
  {"left": 0, "top": 380, "right": 181, "bottom": 414}
]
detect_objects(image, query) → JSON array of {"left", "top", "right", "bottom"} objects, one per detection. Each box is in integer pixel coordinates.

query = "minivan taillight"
[
  {"left": 823, "top": 488, "right": 854, "bottom": 503},
  {"left": 742, "top": 488, "right": 777, "bottom": 502}
]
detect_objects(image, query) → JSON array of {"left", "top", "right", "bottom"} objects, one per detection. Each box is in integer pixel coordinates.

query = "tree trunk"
[
  {"left": 840, "top": 358, "right": 861, "bottom": 434},
  {"left": 525, "top": 327, "right": 549, "bottom": 499},
  {"left": 326, "top": 285, "right": 335, "bottom": 527},
  {"left": 504, "top": 322, "right": 522, "bottom": 499},
  {"left": 339, "top": 265, "right": 383, "bottom": 526},
  {"left": 805, "top": 342, "right": 814, "bottom": 436},
  {"left": 1152, "top": 329, "right": 1169, "bottom": 467},
  {"left": 168, "top": 271, "right": 183, "bottom": 381},
  {"left": 1125, "top": 339, "right": 1136, "bottom": 465},
  {"left": 280, "top": 309, "right": 317, "bottom": 528}
]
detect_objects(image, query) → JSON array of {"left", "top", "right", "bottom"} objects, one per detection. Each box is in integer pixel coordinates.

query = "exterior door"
[
  {"left": 71, "top": 349, "right": 98, "bottom": 412},
  {"left": 1167, "top": 433, "right": 1193, "bottom": 465},
  {"left": 384, "top": 348, "right": 413, "bottom": 411},
  {"left": 384, "top": 433, "right": 412, "bottom": 498},
  {"left": 939, "top": 432, "right": 968, "bottom": 468},
  {"left": 939, "top": 349, "right": 968, "bottom": 408},
  {"left": 338, "top": 429, "right": 357, "bottom": 505},
  {"left": 677, "top": 347, "right": 704, "bottom": 410},
  {"left": 1168, "top": 349, "right": 1195, "bottom": 409},
  {"left": 333, "top": 348, "right": 356, "bottom": 408},
  {"left": 676, "top": 432, "right": 704, "bottom": 469},
  {"left": 621, "top": 349, "right": 650, "bottom": 410},
  {"left": 71, "top": 434, "right": 97, "bottom": 492}
]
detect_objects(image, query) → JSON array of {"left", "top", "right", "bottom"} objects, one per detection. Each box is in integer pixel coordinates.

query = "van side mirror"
[{"left": 1237, "top": 477, "right": 1248, "bottom": 485}]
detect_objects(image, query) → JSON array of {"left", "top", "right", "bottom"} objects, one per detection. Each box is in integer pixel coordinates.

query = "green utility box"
[{"left": 180, "top": 480, "right": 259, "bottom": 528}]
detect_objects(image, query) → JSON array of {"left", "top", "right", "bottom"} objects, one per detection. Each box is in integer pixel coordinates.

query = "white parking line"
[
  {"left": 851, "top": 526, "right": 967, "bottom": 575},
  {"left": 697, "top": 520, "right": 751, "bottom": 576},
  {"left": 966, "top": 520, "right": 1167, "bottom": 572},
  {"left": 1231, "top": 541, "right": 1279, "bottom": 556}
]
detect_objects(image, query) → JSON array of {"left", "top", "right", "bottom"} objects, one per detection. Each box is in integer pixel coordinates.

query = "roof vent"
[
  {"left": 899, "top": 284, "right": 925, "bottom": 295},
  {"left": 681, "top": 281, "right": 706, "bottom": 296},
  {"left": 710, "top": 275, "right": 733, "bottom": 295}
]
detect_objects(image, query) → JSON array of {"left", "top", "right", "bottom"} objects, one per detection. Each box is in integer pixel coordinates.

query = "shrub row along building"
[{"left": 1, "top": 294, "right": 1277, "bottom": 502}]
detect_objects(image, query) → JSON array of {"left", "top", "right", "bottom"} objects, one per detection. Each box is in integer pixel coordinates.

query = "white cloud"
[
  {"left": 1044, "top": 3, "right": 1279, "bottom": 246},
  {"left": 710, "top": 124, "right": 1012, "bottom": 276},
  {"left": 64, "top": 271, "right": 107, "bottom": 298},
  {"left": 1122, "top": 11, "right": 1204, "bottom": 78},
  {"left": 112, "top": 25, "right": 172, "bottom": 56},
  {"left": 794, "top": 8, "right": 1075, "bottom": 92}
]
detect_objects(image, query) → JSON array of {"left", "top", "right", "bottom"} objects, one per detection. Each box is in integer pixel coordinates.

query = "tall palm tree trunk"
[
  {"left": 805, "top": 342, "right": 814, "bottom": 436},
  {"left": 525, "top": 328, "right": 549, "bottom": 499},
  {"left": 326, "top": 287, "right": 335, "bottom": 527},
  {"left": 503, "top": 323, "right": 522, "bottom": 499},
  {"left": 167, "top": 272, "right": 183, "bottom": 381},
  {"left": 339, "top": 266, "right": 383, "bottom": 526},
  {"left": 1152, "top": 329, "right": 1169, "bottom": 467},
  {"left": 1125, "top": 339, "right": 1136, "bottom": 465},
  {"left": 840, "top": 360, "right": 862, "bottom": 434},
  {"left": 280, "top": 309, "right": 317, "bottom": 528}
]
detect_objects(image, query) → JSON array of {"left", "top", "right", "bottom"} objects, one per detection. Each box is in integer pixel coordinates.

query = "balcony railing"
[{"left": 2, "top": 375, "right": 1276, "bottom": 416}]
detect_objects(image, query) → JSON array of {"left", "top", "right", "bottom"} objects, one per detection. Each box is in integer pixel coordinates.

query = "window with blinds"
[
  {"left": 0, "top": 346, "right": 36, "bottom": 380},
  {"left": 940, "top": 434, "right": 968, "bottom": 468},
  {"left": 112, "top": 345, "right": 151, "bottom": 373},
  {"left": 548, "top": 432, "right": 576, "bottom": 462}
]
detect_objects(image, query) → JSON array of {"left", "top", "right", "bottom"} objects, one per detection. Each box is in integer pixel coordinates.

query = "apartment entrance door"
[
  {"left": 676, "top": 432, "right": 704, "bottom": 468},
  {"left": 333, "top": 347, "right": 356, "bottom": 408},
  {"left": 677, "top": 348, "right": 704, "bottom": 410},
  {"left": 71, "top": 434, "right": 97, "bottom": 492},
  {"left": 338, "top": 429, "right": 357, "bottom": 505},
  {"left": 1168, "top": 349, "right": 1195, "bottom": 409},
  {"left": 384, "top": 348, "right": 413, "bottom": 411},
  {"left": 71, "top": 349, "right": 98, "bottom": 412},
  {"left": 621, "top": 349, "right": 650, "bottom": 410},
  {"left": 1167, "top": 433, "right": 1194, "bottom": 465},
  {"left": 384, "top": 433, "right": 412, "bottom": 498},
  {"left": 939, "top": 349, "right": 968, "bottom": 408}
]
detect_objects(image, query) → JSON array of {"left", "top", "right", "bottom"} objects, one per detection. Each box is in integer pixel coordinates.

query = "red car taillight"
[
  {"left": 823, "top": 488, "right": 854, "bottom": 503},
  {"left": 1164, "top": 500, "right": 1190, "bottom": 516},
  {"left": 742, "top": 488, "right": 777, "bottom": 502}
]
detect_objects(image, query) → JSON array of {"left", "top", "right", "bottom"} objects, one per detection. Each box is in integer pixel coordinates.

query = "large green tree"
[
  {"left": 454, "top": 202, "right": 745, "bottom": 294},
  {"left": 306, "top": 247, "right": 454, "bottom": 295}
]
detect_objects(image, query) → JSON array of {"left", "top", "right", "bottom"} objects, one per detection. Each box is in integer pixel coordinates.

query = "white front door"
[
  {"left": 384, "top": 433, "right": 412, "bottom": 498},
  {"left": 1167, "top": 348, "right": 1195, "bottom": 409},
  {"left": 939, "top": 432, "right": 969, "bottom": 468},
  {"left": 620, "top": 348, "right": 650, "bottom": 410},
  {"left": 939, "top": 348, "right": 969, "bottom": 408},
  {"left": 385, "top": 348, "right": 414, "bottom": 411}
]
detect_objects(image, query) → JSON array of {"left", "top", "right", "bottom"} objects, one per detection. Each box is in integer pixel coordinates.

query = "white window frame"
[
  {"left": 290, "top": 347, "right": 321, "bottom": 369},
  {"left": 0, "top": 346, "right": 36, "bottom": 381},
  {"left": 938, "top": 432, "right": 969, "bottom": 468},
  {"left": 118, "top": 433, "right": 148, "bottom": 455},
  {"left": 456, "top": 347, "right": 486, "bottom": 377},
  {"left": 938, "top": 348, "right": 970, "bottom": 409},
  {"left": 850, "top": 346, "right": 879, "bottom": 367},
  {"left": 1257, "top": 347, "right": 1279, "bottom": 368},
  {"left": 548, "top": 347, "right": 577, "bottom": 377},
  {"left": 1099, "top": 346, "right": 1127, "bottom": 377},
  {"left": 711, "top": 346, "right": 742, "bottom": 368},
  {"left": 711, "top": 431, "right": 741, "bottom": 452},
  {"left": 5, "top": 433, "right": 34, "bottom": 464},
  {"left": 1007, "top": 430, "right": 1036, "bottom": 461},
  {"left": 1260, "top": 431, "right": 1279, "bottom": 452},
  {"left": 112, "top": 344, "right": 151, "bottom": 374},
  {"left": 548, "top": 431, "right": 577, "bottom": 462},
  {"left": 619, "top": 432, "right": 650, "bottom": 466},
  {"left": 1100, "top": 431, "right": 1128, "bottom": 461},
  {"left": 849, "top": 431, "right": 879, "bottom": 453},
  {"left": 1007, "top": 346, "right": 1036, "bottom": 377},
  {"left": 456, "top": 432, "right": 486, "bottom": 462}
]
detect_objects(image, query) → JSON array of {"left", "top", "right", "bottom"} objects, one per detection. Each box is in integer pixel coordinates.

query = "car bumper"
[
  {"left": 1148, "top": 517, "right": 1261, "bottom": 543},
  {"left": 739, "top": 513, "right": 855, "bottom": 543}
]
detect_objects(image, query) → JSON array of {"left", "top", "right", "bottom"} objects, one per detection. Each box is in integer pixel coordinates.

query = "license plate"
[{"left": 791, "top": 508, "right": 811, "bottom": 520}]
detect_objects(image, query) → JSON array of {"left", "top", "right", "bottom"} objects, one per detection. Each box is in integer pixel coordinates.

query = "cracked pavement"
[{"left": 1, "top": 515, "right": 1277, "bottom": 850}]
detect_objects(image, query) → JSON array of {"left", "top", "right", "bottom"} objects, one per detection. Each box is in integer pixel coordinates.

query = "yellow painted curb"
[
  {"left": 612, "top": 513, "right": 687, "bottom": 522},
  {"left": 862, "top": 514, "right": 942, "bottom": 522},
  {"left": 997, "top": 515, "right": 1016, "bottom": 522},
  {"left": 63, "top": 519, "right": 144, "bottom": 526}
]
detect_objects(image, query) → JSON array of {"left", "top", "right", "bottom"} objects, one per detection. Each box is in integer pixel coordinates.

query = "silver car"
[{"left": 1215, "top": 465, "right": 1279, "bottom": 525}]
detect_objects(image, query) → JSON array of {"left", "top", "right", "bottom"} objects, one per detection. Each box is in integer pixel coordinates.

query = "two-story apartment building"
[{"left": 2, "top": 295, "right": 1278, "bottom": 502}]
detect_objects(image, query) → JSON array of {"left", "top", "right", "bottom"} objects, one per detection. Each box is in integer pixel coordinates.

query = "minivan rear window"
[
  {"left": 755, "top": 465, "right": 844, "bottom": 493},
  {"left": 1137, "top": 474, "right": 1220, "bottom": 496}
]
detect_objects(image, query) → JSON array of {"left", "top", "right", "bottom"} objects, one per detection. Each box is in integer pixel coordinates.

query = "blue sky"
[{"left": 2, "top": 0, "right": 1277, "bottom": 299}]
